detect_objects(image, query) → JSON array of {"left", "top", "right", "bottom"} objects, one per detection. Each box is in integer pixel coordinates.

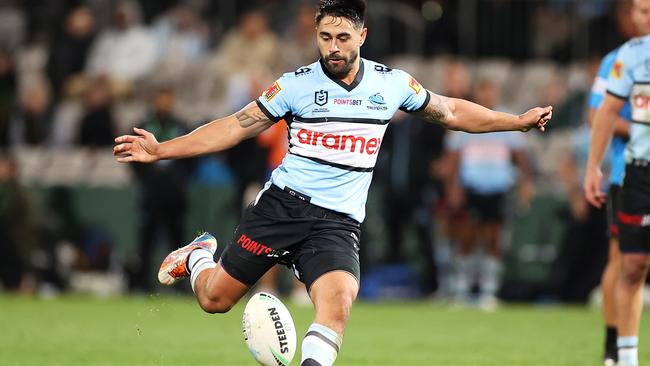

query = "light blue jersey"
[
  {"left": 590, "top": 47, "right": 632, "bottom": 185},
  {"left": 446, "top": 131, "right": 525, "bottom": 194},
  {"left": 608, "top": 35, "right": 650, "bottom": 162},
  {"left": 256, "top": 59, "right": 430, "bottom": 222}
]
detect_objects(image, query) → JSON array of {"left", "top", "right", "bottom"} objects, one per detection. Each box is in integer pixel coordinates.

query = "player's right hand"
[
  {"left": 583, "top": 165, "right": 606, "bottom": 208},
  {"left": 113, "top": 127, "right": 160, "bottom": 163}
]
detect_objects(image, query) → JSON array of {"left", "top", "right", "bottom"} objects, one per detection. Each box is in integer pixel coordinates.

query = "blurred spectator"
[
  {"left": 0, "top": 50, "right": 16, "bottom": 149},
  {"left": 130, "top": 87, "right": 193, "bottom": 291},
  {"left": 151, "top": 4, "right": 208, "bottom": 70},
  {"left": 376, "top": 111, "right": 445, "bottom": 296},
  {"left": 0, "top": 153, "right": 39, "bottom": 292},
  {"left": 281, "top": 4, "right": 319, "bottom": 70},
  {"left": 0, "top": 2, "right": 25, "bottom": 50},
  {"left": 86, "top": 0, "right": 156, "bottom": 88},
  {"left": 11, "top": 77, "right": 52, "bottom": 146},
  {"left": 77, "top": 77, "right": 115, "bottom": 147},
  {"left": 211, "top": 9, "right": 281, "bottom": 76},
  {"left": 440, "top": 59, "right": 472, "bottom": 99},
  {"left": 445, "top": 80, "right": 534, "bottom": 308},
  {"left": 47, "top": 5, "right": 96, "bottom": 101}
]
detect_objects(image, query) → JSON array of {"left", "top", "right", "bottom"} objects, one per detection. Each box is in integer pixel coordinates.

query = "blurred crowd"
[{"left": 0, "top": 0, "right": 631, "bottom": 303}]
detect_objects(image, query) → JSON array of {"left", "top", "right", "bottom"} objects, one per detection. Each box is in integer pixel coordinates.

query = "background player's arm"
[
  {"left": 113, "top": 102, "right": 274, "bottom": 163},
  {"left": 587, "top": 107, "right": 630, "bottom": 139},
  {"left": 584, "top": 94, "right": 626, "bottom": 207},
  {"left": 413, "top": 90, "right": 552, "bottom": 133}
]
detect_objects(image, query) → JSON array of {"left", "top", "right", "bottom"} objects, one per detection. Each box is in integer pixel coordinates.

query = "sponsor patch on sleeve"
[
  {"left": 408, "top": 76, "right": 422, "bottom": 94},
  {"left": 611, "top": 61, "right": 624, "bottom": 80},
  {"left": 263, "top": 81, "right": 282, "bottom": 101}
]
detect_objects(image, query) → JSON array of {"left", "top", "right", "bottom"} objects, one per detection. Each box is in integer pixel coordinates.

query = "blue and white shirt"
[
  {"left": 589, "top": 47, "right": 631, "bottom": 185},
  {"left": 607, "top": 35, "right": 650, "bottom": 162},
  {"left": 446, "top": 130, "right": 525, "bottom": 194},
  {"left": 256, "top": 58, "right": 430, "bottom": 222}
]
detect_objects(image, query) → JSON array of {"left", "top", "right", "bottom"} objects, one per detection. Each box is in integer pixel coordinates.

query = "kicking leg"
[
  {"left": 157, "top": 232, "right": 250, "bottom": 313},
  {"left": 192, "top": 262, "right": 250, "bottom": 313}
]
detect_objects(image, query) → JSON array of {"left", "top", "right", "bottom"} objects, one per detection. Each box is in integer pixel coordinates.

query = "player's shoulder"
[
  {"left": 619, "top": 35, "right": 650, "bottom": 56},
  {"left": 279, "top": 60, "right": 320, "bottom": 81},
  {"left": 602, "top": 47, "right": 621, "bottom": 65},
  {"left": 364, "top": 58, "right": 410, "bottom": 78}
]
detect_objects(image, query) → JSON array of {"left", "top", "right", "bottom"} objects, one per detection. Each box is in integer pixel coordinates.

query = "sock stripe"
[
  {"left": 619, "top": 345, "right": 636, "bottom": 349},
  {"left": 301, "top": 359, "right": 322, "bottom": 366},
  {"left": 305, "top": 331, "right": 340, "bottom": 353}
]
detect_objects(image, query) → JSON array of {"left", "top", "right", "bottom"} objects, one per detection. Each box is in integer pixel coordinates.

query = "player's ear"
[{"left": 359, "top": 27, "right": 368, "bottom": 46}]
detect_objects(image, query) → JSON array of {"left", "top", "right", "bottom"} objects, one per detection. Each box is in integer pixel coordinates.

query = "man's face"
[
  {"left": 633, "top": 0, "right": 650, "bottom": 36},
  {"left": 316, "top": 15, "right": 367, "bottom": 78}
]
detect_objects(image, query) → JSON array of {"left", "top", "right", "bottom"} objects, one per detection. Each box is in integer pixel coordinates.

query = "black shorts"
[
  {"left": 464, "top": 189, "right": 506, "bottom": 223},
  {"left": 606, "top": 184, "right": 621, "bottom": 238},
  {"left": 219, "top": 184, "right": 361, "bottom": 290},
  {"left": 619, "top": 163, "right": 650, "bottom": 253}
]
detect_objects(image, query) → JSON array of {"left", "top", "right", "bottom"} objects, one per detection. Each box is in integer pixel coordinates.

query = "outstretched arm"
[
  {"left": 413, "top": 90, "right": 553, "bottom": 133},
  {"left": 113, "top": 101, "right": 274, "bottom": 163}
]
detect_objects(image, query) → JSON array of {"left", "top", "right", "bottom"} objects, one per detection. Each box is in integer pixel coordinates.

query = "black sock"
[{"left": 605, "top": 326, "right": 618, "bottom": 358}]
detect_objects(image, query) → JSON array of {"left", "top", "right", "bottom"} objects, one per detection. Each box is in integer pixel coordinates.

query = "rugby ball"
[{"left": 242, "top": 292, "right": 297, "bottom": 366}]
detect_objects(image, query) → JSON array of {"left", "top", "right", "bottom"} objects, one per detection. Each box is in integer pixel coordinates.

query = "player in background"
[
  {"left": 445, "top": 80, "right": 534, "bottom": 310},
  {"left": 114, "top": 1, "right": 552, "bottom": 365},
  {"left": 587, "top": 1, "right": 650, "bottom": 361},
  {"left": 585, "top": 1, "right": 650, "bottom": 365}
]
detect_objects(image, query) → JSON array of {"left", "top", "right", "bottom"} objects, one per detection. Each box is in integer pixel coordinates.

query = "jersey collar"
[{"left": 319, "top": 58, "right": 365, "bottom": 92}]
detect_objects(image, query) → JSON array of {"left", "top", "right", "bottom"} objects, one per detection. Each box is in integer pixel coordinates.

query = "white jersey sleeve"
[
  {"left": 393, "top": 69, "right": 430, "bottom": 113},
  {"left": 256, "top": 73, "right": 296, "bottom": 121},
  {"left": 607, "top": 41, "right": 637, "bottom": 99}
]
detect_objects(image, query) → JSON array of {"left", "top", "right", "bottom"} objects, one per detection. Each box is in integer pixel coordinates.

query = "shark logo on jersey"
[
  {"left": 314, "top": 90, "right": 328, "bottom": 106},
  {"left": 367, "top": 93, "right": 388, "bottom": 110},
  {"left": 369, "top": 93, "right": 386, "bottom": 106}
]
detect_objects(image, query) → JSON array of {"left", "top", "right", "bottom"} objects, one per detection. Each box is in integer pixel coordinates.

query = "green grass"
[{"left": 1, "top": 295, "right": 649, "bottom": 366}]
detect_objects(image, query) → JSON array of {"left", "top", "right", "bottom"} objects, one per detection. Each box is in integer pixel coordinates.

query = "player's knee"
[
  {"left": 324, "top": 289, "right": 355, "bottom": 324},
  {"left": 621, "top": 257, "right": 650, "bottom": 285},
  {"left": 198, "top": 294, "right": 235, "bottom": 314}
]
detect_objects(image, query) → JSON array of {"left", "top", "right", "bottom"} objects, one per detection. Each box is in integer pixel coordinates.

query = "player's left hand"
[
  {"left": 583, "top": 165, "right": 606, "bottom": 208},
  {"left": 518, "top": 106, "right": 553, "bottom": 132}
]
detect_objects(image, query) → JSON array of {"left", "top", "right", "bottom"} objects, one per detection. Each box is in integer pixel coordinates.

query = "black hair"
[{"left": 315, "top": 0, "right": 366, "bottom": 29}]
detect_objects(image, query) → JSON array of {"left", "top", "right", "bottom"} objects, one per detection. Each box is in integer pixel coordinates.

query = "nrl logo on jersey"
[
  {"left": 367, "top": 93, "right": 388, "bottom": 110},
  {"left": 314, "top": 90, "right": 328, "bottom": 106}
]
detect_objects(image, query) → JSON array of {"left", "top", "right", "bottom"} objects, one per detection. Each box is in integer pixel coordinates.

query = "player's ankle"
[{"left": 618, "top": 336, "right": 639, "bottom": 366}]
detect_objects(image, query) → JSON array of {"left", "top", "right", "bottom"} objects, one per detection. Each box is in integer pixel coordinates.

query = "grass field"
[{"left": 1, "top": 295, "right": 649, "bottom": 366}]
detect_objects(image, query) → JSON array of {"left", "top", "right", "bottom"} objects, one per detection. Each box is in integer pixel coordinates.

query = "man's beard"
[{"left": 322, "top": 50, "right": 358, "bottom": 79}]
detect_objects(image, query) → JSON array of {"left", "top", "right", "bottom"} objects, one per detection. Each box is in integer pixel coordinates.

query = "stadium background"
[{"left": 0, "top": 0, "right": 648, "bottom": 365}]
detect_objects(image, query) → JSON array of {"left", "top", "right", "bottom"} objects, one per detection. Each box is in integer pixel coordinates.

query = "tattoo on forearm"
[{"left": 423, "top": 94, "right": 449, "bottom": 123}]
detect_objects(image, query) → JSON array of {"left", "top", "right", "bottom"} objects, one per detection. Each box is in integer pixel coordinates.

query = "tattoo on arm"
[
  {"left": 235, "top": 103, "right": 272, "bottom": 128},
  {"left": 419, "top": 92, "right": 450, "bottom": 124}
]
